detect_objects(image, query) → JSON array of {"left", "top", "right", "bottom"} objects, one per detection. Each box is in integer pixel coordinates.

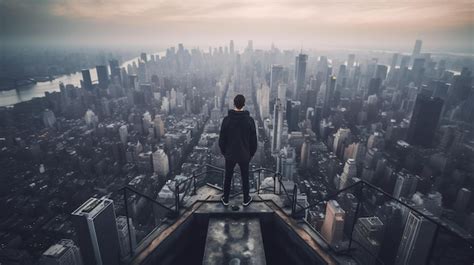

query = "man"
[{"left": 219, "top": 94, "right": 258, "bottom": 207}]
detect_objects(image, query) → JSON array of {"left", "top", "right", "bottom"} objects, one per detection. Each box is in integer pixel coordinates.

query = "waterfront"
[{"left": 0, "top": 51, "right": 165, "bottom": 107}]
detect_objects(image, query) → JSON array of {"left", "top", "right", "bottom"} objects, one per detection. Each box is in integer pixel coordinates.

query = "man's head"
[{"left": 234, "top": 94, "right": 245, "bottom": 110}]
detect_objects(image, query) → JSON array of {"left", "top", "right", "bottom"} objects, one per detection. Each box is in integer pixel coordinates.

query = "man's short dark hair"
[{"left": 234, "top": 94, "right": 245, "bottom": 109}]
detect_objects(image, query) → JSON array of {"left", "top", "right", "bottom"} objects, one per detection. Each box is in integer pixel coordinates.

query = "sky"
[{"left": 1, "top": 0, "right": 473, "bottom": 53}]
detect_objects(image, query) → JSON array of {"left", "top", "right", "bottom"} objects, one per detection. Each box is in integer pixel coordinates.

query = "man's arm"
[
  {"left": 218, "top": 118, "right": 227, "bottom": 155},
  {"left": 249, "top": 118, "right": 257, "bottom": 158}
]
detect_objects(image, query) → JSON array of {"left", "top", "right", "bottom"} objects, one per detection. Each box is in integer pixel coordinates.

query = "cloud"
[{"left": 1, "top": 0, "right": 473, "bottom": 52}]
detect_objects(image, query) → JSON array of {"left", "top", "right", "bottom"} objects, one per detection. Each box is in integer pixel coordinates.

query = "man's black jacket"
[{"left": 219, "top": 110, "right": 258, "bottom": 162}]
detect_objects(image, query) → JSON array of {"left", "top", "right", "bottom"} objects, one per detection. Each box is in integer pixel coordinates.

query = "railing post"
[
  {"left": 257, "top": 170, "right": 261, "bottom": 194},
  {"left": 123, "top": 188, "right": 134, "bottom": 257},
  {"left": 273, "top": 172, "right": 277, "bottom": 194},
  {"left": 291, "top": 184, "right": 298, "bottom": 218},
  {"left": 278, "top": 173, "right": 282, "bottom": 194},
  {"left": 192, "top": 172, "right": 197, "bottom": 195},
  {"left": 426, "top": 225, "right": 440, "bottom": 265},
  {"left": 175, "top": 183, "right": 180, "bottom": 216}
]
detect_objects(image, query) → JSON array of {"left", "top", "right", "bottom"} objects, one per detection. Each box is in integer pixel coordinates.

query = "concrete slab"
[{"left": 203, "top": 218, "right": 266, "bottom": 265}]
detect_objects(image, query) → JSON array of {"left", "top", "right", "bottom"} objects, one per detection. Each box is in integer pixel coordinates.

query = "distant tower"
[
  {"left": 338, "top": 158, "right": 357, "bottom": 189},
  {"left": 323, "top": 75, "right": 336, "bottom": 117},
  {"left": 272, "top": 99, "right": 283, "bottom": 154},
  {"left": 71, "top": 197, "right": 121, "bottom": 265},
  {"left": 352, "top": 217, "right": 384, "bottom": 265},
  {"left": 119, "top": 125, "right": 128, "bottom": 144},
  {"left": 395, "top": 211, "right": 436, "bottom": 265},
  {"left": 96, "top": 65, "right": 109, "bottom": 89},
  {"left": 406, "top": 94, "right": 443, "bottom": 147},
  {"left": 43, "top": 109, "right": 56, "bottom": 128},
  {"left": 287, "top": 100, "right": 301, "bottom": 132},
  {"left": 40, "top": 239, "right": 83, "bottom": 265},
  {"left": 247, "top": 40, "right": 253, "bottom": 52},
  {"left": 412, "top": 39, "right": 422, "bottom": 59},
  {"left": 270, "top": 64, "right": 284, "bottom": 101},
  {"left": 140, "top": 52, "right": 147, "bottom": 62},
  {"left": 153, "top": 148, "right": 170, "bottom": 177},
  {"left": 154, "top": 115, "right": 165, "bottom": 140},
  {"left": 320, "top": 200, "right": 345, "bottom": 247},
  {"left": 300, "top": 138, "right": 310, "bottom": 169},
  {"left": 81, "top": 69, "right": 93, "bottom": 90},
  {"left": 295, "top": 53, "right": 308, "bottom": 95},
  {"left": 109, "top": 59, "right": 121, "bottom": 82},
  {"left": 229, "top": 40, "right": 234, "bottom": 54},
  {"left": 116, "top": 216, "right": 137, "bottom": 259},
  {"left": 392, "top": 170, "right": 418, "bottom": 199}
]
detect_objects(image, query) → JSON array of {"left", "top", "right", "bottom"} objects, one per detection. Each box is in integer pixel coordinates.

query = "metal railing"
[
  {"left": 116, "top": 166, "right": 473, "bottom": 265},
  {"left": 293, "top": 180, "right": 474, "bottom": 265}
]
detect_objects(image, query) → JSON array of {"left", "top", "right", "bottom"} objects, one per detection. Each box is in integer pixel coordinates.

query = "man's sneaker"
[
  {"left": 221, "top": 197, "right": 229, "bottom": 207},
  {"left": 242, "top": 197, "right": 253, "bottom": 207}
]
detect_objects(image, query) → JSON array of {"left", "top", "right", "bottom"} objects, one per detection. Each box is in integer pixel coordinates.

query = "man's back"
[{"left": 219, "top": 109, "right": 257, "bottom": 162}]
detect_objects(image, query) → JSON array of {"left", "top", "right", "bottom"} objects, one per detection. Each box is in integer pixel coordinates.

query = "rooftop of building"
[{"left": 109, "top": 164, "right": 473, "bottom": 265}]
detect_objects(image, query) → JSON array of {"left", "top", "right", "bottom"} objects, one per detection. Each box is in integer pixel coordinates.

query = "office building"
[
  {"left": 393, "top": 170, "right": 418, "bottom": 199},
  {"left": 71, "top": 197, "right": 121, "bottom": 265},
  {"left": 81, "top": 69, "right": 93, "bottom": 91},
  {"left": 272, "top": 99, "right": 283, "bottom": 153},
  {"left": 395, "top": 211, "right": 436, "bottom": 265},
  {"left": 153, "top": 148, "right": 170, "bottom": 177},
  {"left": 321, "top": 200, "right": 345, "bottom": 246},
  {"left": 96, "top": 65, "right": 109, "bottom": 89},
  {"left": 412, "top": 39, "right": 423, "bottom": 59},
  {"left": 406, "top": 94, "right": 443, "bottom": 147},
  {"left": 352, "top": 217, "right": 384, "bottom": 265},
  {"left": 40, "top": 239, "right": 83, "bottom": 265},
  {"left": 300, "top": 138, "right": 310, "bottom": 169},
  {"left": 295, "top": 53, "right": 308, "bottom": 95},
  {"left": 270, "top": 64, "right": 284, "bottom": 100},
  {"left": 116, "top": 216, "right": 137, "bottom": 259},
  {"left": 339, "top": 159, "right": 357, "bottom": 189}
]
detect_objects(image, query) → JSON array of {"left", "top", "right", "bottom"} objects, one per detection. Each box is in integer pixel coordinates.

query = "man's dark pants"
[{"left": 223, "top": 159, "right": 250, "bottom": 202}]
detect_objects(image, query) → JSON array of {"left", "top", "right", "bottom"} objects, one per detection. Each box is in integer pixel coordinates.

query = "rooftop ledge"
[
  {"left": 114, "top": 165, "right": 473, "bottom": 265},
  {"left": 127, "top": 185, "right": 338, "bottom": 265}
]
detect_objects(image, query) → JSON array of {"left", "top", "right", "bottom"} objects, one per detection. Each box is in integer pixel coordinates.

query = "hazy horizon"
[{"left": 2, "top": 0, "right": 473, "bottom": 54}]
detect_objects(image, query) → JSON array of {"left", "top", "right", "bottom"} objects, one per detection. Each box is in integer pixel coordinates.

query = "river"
[{"left": 0, "top": 51, "right": 165, "bottom": 107}]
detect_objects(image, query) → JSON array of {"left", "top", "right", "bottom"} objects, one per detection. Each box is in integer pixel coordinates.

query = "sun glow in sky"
[{"left": 2, "top": 0, "right": 473, "bottom": 52}]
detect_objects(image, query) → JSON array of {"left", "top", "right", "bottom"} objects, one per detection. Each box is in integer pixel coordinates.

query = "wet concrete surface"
[{"left": 203, "top": 217, "right": 266, "bottom": 265}]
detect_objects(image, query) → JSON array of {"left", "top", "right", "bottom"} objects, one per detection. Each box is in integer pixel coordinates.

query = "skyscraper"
[
  {"left": 393, "top": 170, "right": 418, "bottom": 199},
  {"left": 287, "top": 100, "right": 301, "bottom": 132},
  {"left": 119, "top": 125, "right": 128, "bottom": 144},
  {"left": 395, "top": 211, "right": 436, "bottom": 265},
  {"left": 71, "top": 197, "right": 121, "bottom": 265},
  {"left": 229, "top": 40, "right": 234, "bottom": 54},
  {"left": 96, "top": 65, "right": 109, "bottom": 89},
  {"left": 295, "top": 53, "right": 308, "bottom": 95},
  {"left": 323, "top": 75, "right": 336, "bottom": 117},
  {"left": 40, "top": 239, "right": 83, "bottom": 265},
  {"left": 300, "top": 138, "right": 310, "bottom": 169},
  {"left": 338, "top": 158, "right": 357, "bottom": 189},
  {"left": 272, "top": 99, "right": 283, "bottom": 154},
  {"left": 270, "top": 64, "right": 284, "bottom": 100},
  {"left": 116, "top": 216, "right": 137, "bottom": 259},
  {"left": 109, "top": 59, "right": 121, "bottom": 82},
  {"left": 412, "top": 39, "right": 423, "bottom": 59},
  {"left": 406, "top": 94, "right": 443, "bottom": 147},
  {"left": 153, "top": 148, "right": 170, "bottom": 177},
  {"left": 352, "top": 217, "right": 384, "bottom": 265},
  {"left": 321, "top": 200, "right": 345, "bottom": 247},
  {"left": 140, "top": 52, "right": 147, "bottom": 62},
  {"left": 81, "top": 69, "right": 93, "bottom": 91}
]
